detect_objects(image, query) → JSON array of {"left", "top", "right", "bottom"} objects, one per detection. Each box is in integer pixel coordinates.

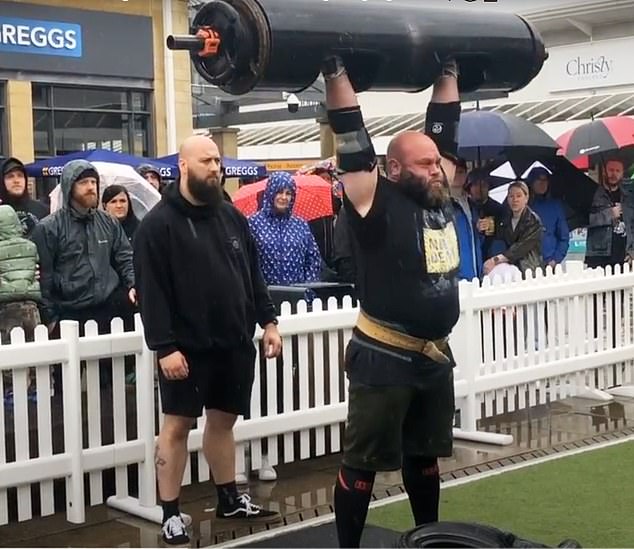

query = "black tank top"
[{"left": 344, "top": 176, "right": 460, "bottom": 340}]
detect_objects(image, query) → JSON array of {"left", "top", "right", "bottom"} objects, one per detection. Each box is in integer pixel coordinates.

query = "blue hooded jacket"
[
  {"left": 248, "top": 172, "right": 322, "bottom": 285},
  {"left": 527, "top": 168, "right": 570, "bottom": 264},
  {"left": 452, "top": 195, "right": 484, "bottom": 280}
]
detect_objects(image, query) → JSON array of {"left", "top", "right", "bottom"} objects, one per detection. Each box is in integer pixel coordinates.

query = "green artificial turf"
[{"left": 368, "top": 441, "right": 634, "bottom": 547}]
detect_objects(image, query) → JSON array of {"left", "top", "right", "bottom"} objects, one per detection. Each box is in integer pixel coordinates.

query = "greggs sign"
[{"left": 0, "top": 16, "right": 82, "bottom": 57}]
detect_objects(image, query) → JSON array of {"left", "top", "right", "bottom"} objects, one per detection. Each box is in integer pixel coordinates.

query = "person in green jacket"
[{"left": 0, "top": 204, "right": 41, "bottom": 402}]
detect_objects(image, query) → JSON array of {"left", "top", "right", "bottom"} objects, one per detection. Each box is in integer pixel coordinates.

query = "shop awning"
[{"left": 237, "top": 91, "right": 634, "bottom": 148}]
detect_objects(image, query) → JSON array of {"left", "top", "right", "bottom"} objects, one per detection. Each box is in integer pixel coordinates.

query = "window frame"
[{"left": 32, "top": 83, "right": 154, "bottom": 160}]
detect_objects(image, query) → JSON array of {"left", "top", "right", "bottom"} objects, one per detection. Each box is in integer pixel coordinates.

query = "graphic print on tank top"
[{"left": 423, "top": 220, "right": 460, "bottom": 274}]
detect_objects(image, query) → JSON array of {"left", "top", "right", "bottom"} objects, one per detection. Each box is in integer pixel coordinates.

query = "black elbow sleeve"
[{"left": 327, "top": 106, "right": 377, "bottom": 174}]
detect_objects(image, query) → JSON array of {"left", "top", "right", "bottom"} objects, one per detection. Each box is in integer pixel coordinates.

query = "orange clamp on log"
[{"left": 196, "top": 27, "right": 221, "bottom": 57}]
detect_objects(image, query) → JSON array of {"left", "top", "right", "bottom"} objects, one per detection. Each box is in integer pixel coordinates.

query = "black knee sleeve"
[
  {"left": 403, "top": 455, "right": 439, "bottom": 476},
  {"left": 402, "top": 456, "right": 440, "bottom": 526},
  {"left": 337, "top": 465, "right": 376, "bottom": 493},
  {"left": 335, "top": 466, "right": 376, "bottom": 548}
]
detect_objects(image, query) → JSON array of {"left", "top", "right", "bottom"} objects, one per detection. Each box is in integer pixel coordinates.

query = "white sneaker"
[
  {"left": 161, "top": 514, "right": 189, "bottom": 545},
  {"left": 258, "top": 457, "right": 277, "bottom": 481}
]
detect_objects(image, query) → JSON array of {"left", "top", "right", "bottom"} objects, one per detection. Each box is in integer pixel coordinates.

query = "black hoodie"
[
  {"left": 133, "top": 179, "right": 277, "bottom": 358},
  {"left": 1, "top": 157, "right": 49, "bottom": 237}
]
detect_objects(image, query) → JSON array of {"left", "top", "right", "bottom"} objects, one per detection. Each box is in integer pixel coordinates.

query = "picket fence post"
[
  {"left": 452, "top": 280, "right": 514, "bottom": 446},
  {"left": 455, "top": 280, "right": 478, "bottom": 434},
  {"left": 106, "top": 314, "right": 167, "bottom": 525},
  {"left": 135, "top": 314, "right": 157, "bottom": 508},
  {"left": 60, "top": 320, "right": 85, "bottom": 524}
]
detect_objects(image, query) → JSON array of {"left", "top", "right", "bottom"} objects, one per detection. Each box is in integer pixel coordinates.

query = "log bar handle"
[
  {"left": 167, "top": 28, "right": 221, "bottom": 57},
  {"left": 166, "top": 35, "right": 204, "bottom": 52}
]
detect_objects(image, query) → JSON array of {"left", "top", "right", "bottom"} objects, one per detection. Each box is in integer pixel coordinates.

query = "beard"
[
  {"left": 188, "top": 174, "right": 223, "bottom": 208},
  {"left": 397, "top": 170, "right": 450, "bottom": 209},
  {"left": 72, "top": 192, "right": 98, "bottom": 210}
]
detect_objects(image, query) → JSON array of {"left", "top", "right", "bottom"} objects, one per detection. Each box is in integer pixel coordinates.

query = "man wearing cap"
[
  {"left": 1, "top": 157, "right": 49, "bottom": 237},
  {"left": 137, "top": 163, "right": 165, "bottom": 193},
  {"left": 31, "top": 160, "right": 135, "bottom": 342},
  {"left": 465, "top": 168, "right": 505, "bottom": 260}
]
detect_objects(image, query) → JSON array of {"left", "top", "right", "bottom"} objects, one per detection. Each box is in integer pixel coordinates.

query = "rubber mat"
[{"left": 240, "top": 522, "right": 401, "bottom": 548}]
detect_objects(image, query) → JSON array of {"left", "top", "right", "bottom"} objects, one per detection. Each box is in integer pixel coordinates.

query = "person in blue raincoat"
[
  {"left": 248, "top": 171, "right": 322, "bottom": 285},
  {"left": 526, "top": 167, "right": 569, "bottom": 268},
  {"left": 450, "top": 159, "right": 484, "bottom": 280}
]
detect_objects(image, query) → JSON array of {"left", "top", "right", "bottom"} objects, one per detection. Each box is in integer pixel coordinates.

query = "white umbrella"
[
  {"left": 489, "top": 160, "right": 553, "bottom": 181},
  {"left": 48, "top": 161, "right": 161, "bottom": 218},
  {"left": 488, "top": 160, "right": 554, "bottom": 204}
]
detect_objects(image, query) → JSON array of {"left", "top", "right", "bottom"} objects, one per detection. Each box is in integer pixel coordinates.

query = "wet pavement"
[{"left": 1, "top": 395, "right": 632, "bottom": 548}]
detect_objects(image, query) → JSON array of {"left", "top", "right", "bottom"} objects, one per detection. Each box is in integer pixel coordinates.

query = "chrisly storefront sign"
[
  {"left": 547, "top": 37, "right": 632, "bottom": 92},
  {"left": 0, "top": 1, "right": 153, "bottom": 79}
]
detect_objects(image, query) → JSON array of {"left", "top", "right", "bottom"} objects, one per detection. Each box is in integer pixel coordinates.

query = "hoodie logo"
[{"left": 227, "top": 236, "right": 241, "bottom": 252}]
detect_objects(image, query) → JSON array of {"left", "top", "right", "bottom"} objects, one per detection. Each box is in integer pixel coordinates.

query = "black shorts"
[
  {"left": 158, "top": 345, "right": 256, "bottom": 418},
  {"left": 342, "top": 338, "right": 455, "bottom": 471}
]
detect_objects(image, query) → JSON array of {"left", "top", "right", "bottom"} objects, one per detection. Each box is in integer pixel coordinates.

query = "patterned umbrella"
[
  {"left": 556, "top": 128, "right": 589, "bottom": 170},
  {"left": 233, "top": 174, "right": 334, "bottom": 221},
  {"left": 558, "top": 116, "right": 634, "bottom": 161}
]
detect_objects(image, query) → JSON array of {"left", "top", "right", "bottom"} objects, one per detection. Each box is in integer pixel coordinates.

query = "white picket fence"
[{"left": 0, "top": 261, "right": 633, "bottom": 527}]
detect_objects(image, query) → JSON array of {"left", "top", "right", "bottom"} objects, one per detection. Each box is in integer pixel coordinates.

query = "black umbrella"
[
  {"left": 489, "top": 155, "right": 597, "bottom": 230},
  {"left": 559, "top": 116, "right": 634, "bottom": 160},
  {"left": 457, "top": 110, "right": 560, "bottom": 164}
]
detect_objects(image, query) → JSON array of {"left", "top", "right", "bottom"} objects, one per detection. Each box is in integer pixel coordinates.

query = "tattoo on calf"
[{"left": 155, "top": 445, "right": 167, "bottom": 467}]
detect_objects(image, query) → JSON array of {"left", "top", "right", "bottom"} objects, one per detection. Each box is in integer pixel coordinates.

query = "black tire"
[{"left": 396, "top": 522, "right": 551, "bottom": 548}]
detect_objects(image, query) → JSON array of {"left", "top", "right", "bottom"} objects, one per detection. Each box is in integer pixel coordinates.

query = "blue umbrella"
[
  {"left": 25, "top": 149, "right": 174, "bottom": 179},
  {"left": 155, "top": 154, "right": 267, "bottom": 180},
  {"left": 457, "top": 110, "right": 559, "bottom": 163}
]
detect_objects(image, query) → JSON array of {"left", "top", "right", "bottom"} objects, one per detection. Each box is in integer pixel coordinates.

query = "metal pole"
[{"left": 163, "top": 0, "right": 178, "bottom": 153}]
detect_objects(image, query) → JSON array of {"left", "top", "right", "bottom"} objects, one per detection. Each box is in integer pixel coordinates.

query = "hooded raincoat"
[
  {"left": 248, "top": 172, "right": 322, "bottom": 286},
  {"left": 30, "top": 160, "right": 134, "bottom": 323}
]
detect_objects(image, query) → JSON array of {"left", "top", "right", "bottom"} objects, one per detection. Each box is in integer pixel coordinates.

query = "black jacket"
[
  {"left": 133, "top": 180, "right": 277, "bottom": 358},
  {"left": 496, "top": 207, "right": 544, "bottom": 274},
  {"left": 31, "top": 160, "right": 135, "bottom": 323},
  {"left": 1, "top": 157, "right": 49, "bottom": 237}
]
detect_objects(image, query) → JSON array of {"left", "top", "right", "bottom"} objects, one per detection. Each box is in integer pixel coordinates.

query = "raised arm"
[
  {"left": 323, "top": 56, "right": 378, "bottom": 218},
  {"left": 424, "top": 59, "right": 461, "bottom": 184}
]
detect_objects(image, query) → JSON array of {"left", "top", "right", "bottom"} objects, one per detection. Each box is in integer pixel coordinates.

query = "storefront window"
[
  {"left": 32, "top": 84, "right": 153, "bottom": 160},
  {"left": 0, "top": 82, "right": 5, "bottom": 163}
]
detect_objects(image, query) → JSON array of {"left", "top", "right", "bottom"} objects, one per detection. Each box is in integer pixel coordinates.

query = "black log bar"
[{"left": 168, "top": 0, "right": 547, "bottom": 96}]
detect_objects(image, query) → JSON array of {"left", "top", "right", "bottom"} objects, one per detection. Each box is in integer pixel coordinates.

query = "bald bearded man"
[
  {"left": 134, "top": 135, "right": 282, "bottom": 545},
  {"left": 323, "top": 56, "right": 462, "bottom": 547}
]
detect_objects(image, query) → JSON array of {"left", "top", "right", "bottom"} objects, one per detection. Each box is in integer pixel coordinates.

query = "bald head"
[
  {"left": 387, "top": 131, "right": 437, "bottom": 164},
  {"left": 179, "top": 134, "right": 220, "bottom": 161},
  {"left": 177, "top": 134, "right": 223, "bottom": 206},
  {"left": 385, "top": 131, "right": 442, "bottom": 183},
  {"left": 384, "top": 130, "right": 451, "bottom": 208}
]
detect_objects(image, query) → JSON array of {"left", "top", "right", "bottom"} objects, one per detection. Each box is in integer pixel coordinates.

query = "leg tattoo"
[{"left": 155, "top": 445, "right": 167, "bottom": 467}]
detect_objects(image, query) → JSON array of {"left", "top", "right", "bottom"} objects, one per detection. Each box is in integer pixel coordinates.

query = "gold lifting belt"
[{"left": 356, "top": 310, "right": 451, "bottom": 364}]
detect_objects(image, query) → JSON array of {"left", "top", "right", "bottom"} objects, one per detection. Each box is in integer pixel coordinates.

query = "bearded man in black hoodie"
[
  {"left": 0, "top": 158, "right": 48, "bottom": 237},
  {"left": 133, "top": 135, "right": 282, "bottom": 545}
]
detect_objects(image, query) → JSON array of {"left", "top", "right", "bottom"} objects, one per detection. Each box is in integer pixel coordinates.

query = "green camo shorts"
[{"left": 342, "top": 366, "right": 455, "bottom": 472}]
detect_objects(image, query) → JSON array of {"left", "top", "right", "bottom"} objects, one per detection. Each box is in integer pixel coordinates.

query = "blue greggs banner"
[{"left": 0, "top": 16, "right": 82, "bottom": 57}]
